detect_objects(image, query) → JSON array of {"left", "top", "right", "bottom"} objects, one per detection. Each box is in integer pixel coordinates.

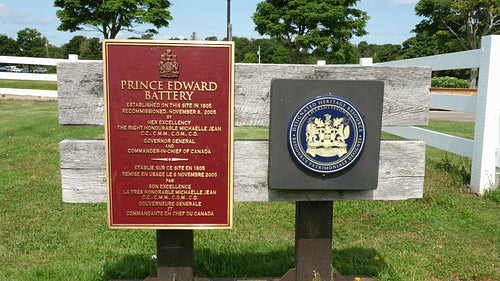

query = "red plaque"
[{"left": 103, "top": 40, "right": 234, "bottom": 229}]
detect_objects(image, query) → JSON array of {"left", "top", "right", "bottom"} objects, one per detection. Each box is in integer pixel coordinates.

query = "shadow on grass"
[
  {"left": 102, "top": 254, "right": 156, "bottom": 281},
  {"left": 102, "top": 247, "right": 392, "bottom": 280},
  {"left": 194, "top": 246, "right": 295, "bottom": 278},
  {"left": 333, "top": 247, "right": 393, "bottom": 279}
]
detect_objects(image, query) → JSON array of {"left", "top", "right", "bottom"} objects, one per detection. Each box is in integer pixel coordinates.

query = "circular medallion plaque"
[{"left": 288, "top": 95, "right": 366, "bottom": 174}]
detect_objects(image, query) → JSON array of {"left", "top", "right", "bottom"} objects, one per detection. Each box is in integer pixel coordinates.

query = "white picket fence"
[
  {"left": 0, "top": 54, "right": 79, "bottom": 98},
  {"left": 374, "top": 35, "right": 500, "bottom": 194}
]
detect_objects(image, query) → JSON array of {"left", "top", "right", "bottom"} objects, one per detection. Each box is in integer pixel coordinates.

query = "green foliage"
[
  {"left": 483, "top": 189, "right": 500, "bottom": 204},
  {"left": 80, "top": 38, "right": 102, "bottom": 60},
  {"left": 233, "top": 37, "right": 254, "bottom": 62},
  {"left": 242, "top": 52, "right": 259, "bottom": 63},
  {"left": 253, "top": 38, "right": 290, "bottom": 64},
  {"left": 57, "top": 35, "right": 102, "bottom": 60},
  {"left": 398, "top": 32, "right": 438, "bottom": 59},
  {"left": 412, "top": 0, "right": 499, "bottom": 87},
  {"left": 414, "top": 0, "right": 500, "bottom": 51},
  {"left": 54, "top": 0, "right": 173, "bottom": 39},
  {"left": 355, "top": 41, "right": 402, "bottom": 63},
  {"left": 253, "top": 0, "right": 368, "bottom": 63},
  {"left": 431, "top": 76, "right": 470, "bottom": 88},
  {"left": 232, "top": 37, "right": 293, "bottom": 64},
  {"left": 317, "top": 40, "right": 358, "bottom": 64},
  {"left": 62, "top": 35, "right": 87, "bottom": 56},
  {"left": 0, "top": 34, "right": 18, "bottom": 56},
  {"left": 430, "top": 154, "right": 471, "bottom": 189},
  {"left": 16, "top": 28, "right": 46, "bottom": 57},
  {"left": 5, "top": 27, "right": 354, "bottom": 64}
]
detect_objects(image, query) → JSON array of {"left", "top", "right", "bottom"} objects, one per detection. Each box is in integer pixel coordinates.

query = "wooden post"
[
  {"left": 280, "top": 201, "right": 349, "bottom": 281},
  {"left": 155, "top": 230, "right": 194, "bottom": 281},
  {"left": 295, "top": 201, "right": 333, "bottom": 281}
]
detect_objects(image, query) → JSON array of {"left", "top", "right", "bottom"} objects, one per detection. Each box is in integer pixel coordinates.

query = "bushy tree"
[
  {"left": 63, "top": 35, "right": 87, "bottom": 56},
  {"left": 253, "top": 0, "right": 368, "bottom": 64},
  {"left": 415, "top": 0, "right": 500, "bottom": 50},
  {"left": 80, "top": 37, "right": 102, "bottom": 60},
  {"left": 54, "top": 0, "right": 173, "bottom": 39},
  {"left": 233, "top": 37, "right": 253, "bottom": 62},
  {"left": 0, "top": 35, "right": 18, "bottom": 56},
  {"left": 251, "top": 38, "right": 288, "bottom": 63},
  {"left": 62, "top": 35, "right": 102, "bottom": 60},
  {"left": 398, "top": 32, "right": 439, "bottom": 59},
  {"left": 354, "top": 41, "right": 402, "bottom": 63},
  {"left": 16, "top": 28, "right": 45, "bottom": 57},
  {"left": 414, "top": 0, "right": 500, "bottom": 87}
]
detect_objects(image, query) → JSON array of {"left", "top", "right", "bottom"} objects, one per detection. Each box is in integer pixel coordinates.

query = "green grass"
[
  {"left": 0, "top": 100, "right": 498, "bottom": 280},
  {"left": 0, "top": 79, "right": 57, "bottom": 91},
  {"left": 424, "top": 119, "right": 476, "bottom": 140},
  {"left": 234, "top": 126, "right": 269, "bottom": 139}
]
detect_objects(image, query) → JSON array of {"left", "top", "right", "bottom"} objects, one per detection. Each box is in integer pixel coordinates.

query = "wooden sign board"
[{"left": 103, "top": 40, "right": 234, "bottom": 229}]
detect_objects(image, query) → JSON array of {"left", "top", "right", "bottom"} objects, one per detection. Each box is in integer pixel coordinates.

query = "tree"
[
  {"left": 250, "top": 38, "right": 288, "bottom": 63},
  {"left": 398, "top": 32, "right": 439, "bottom": 59},
  {"left": 80, "top": 37, "right": 102, "bottom": 60},
  {"left": 322, "top": 41, "right": 358, "bottom": 64},
  {"left": 242, "top": 52, "right": 259, "bottom": 63},
  {"left": 47, "top": 44, "right": 65, "bottom": 59},
  {"left": 233, "top": 37, "right": 253, "bottom": 62},
  {"left": 54, "top": 0, "right": 173, "bottom": 39},
  {"left": 61, "top": 36, "right": 102, "bottom": 60},
  {"left": 253, "top": 0, "right": 368, "bottom": 64},
  {"left": 414, "top": 0, "right": 500, "bottom": 87},
  {"left": 353, "top": 41, "right": 402, "bottom": 63},
  {"left": 0, "top": 35, "right": 18, "bottom": 56},
  {"left": 17, "top": 28, "right": 45, "bottom": 57},
  {"left": 63, "top": 35, "right": 87, "bottom": 56}
]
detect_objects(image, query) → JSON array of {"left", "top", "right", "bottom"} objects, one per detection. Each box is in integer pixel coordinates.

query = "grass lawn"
[
  {"left": 0, "top": 79, "right": 57, "bottom": 91},
  {"left": 0, "top": 99, "right": 498, "bottom": 281}
]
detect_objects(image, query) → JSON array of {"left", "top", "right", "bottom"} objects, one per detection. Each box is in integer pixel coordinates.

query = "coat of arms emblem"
[
  {"left": 288, "top": 95, "right": 366, "bottom": 174},
  {"left": 306, "top": 114, "right": 350, "bottom": 158},
  {"left": 159, "top": 49, "right": 179, "bottom": 79}
]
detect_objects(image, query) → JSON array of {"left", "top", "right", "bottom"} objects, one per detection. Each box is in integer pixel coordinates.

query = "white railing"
[
  {"left": 372, "top": 35, "right": 500, "bottom": 194},
  {"left": 0, "top": 54, "right": 79, "bottom": 97}
]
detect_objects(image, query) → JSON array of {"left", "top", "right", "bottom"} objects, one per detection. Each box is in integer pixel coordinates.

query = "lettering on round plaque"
[{"left": 288, "top": 95, "right": 366, "bottom": 174}]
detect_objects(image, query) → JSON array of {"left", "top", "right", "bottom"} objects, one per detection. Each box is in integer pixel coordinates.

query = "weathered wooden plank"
[
  {"left": 234, "top": 64, "right": 430, "bottom": 127},
  {"left": 57, "top": 62, "right": 104, "bottom": 126},
  {"left": 60, "top": 139, "right": 106, "bottom": 203},
  {"left": 60, "top": 139, "right": 425, "bottom": 203},
  {"left": 57, "top": 62, "right": 430, "bottom": 127},
  {"left": 61, "top": 169, "right": 107, "bottom": 203}
]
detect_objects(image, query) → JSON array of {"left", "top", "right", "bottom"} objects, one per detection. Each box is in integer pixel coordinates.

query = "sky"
[{"left": 0, "top": 0, "right": 422, "bottom": 48}]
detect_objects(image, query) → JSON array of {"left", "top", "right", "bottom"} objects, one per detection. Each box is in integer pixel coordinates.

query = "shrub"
[{"left": 431, "top": 76, "right": 470, "bottom": 88}]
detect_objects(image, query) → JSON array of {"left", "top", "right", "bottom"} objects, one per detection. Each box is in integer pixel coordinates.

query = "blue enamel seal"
[{"left": 288, "top": 95, "right": 366, "bottom": 174}]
